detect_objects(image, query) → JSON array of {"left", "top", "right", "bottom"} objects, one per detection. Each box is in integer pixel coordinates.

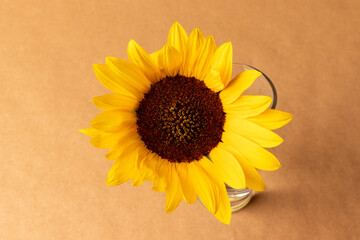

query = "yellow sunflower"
[{"left": 80, "top": 22, "right": 292, "bottom": 224}]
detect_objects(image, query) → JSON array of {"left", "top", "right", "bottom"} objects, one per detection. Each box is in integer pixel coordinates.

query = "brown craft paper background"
[{"left": 1, "top": 0, "right": 359, "bottom": 239}]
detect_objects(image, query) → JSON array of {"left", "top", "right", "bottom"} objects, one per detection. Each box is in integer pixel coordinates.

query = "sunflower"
[{"left": 80, "top": 22, "right": 292, "bottom": 224}]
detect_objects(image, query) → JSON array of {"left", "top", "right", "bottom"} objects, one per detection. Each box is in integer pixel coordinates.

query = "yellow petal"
[
  {"left": 127, "top": 39, "right": 161, "bottom": 83},
  {"left": 158, "top": 44, "right": 181, "bottom": 77},
  {"left": 150, "top": 49, "right": 161, "bottom": 66},
  {"left": 203, "top": 69, "right": 224, "bottom": 92},
  {"left": 155, "top": 157, "right": 170, "bottom": 177},
  {"left": 176, "top": 162, "right": 197, "bottom": 204},
  {"left": 209, "top": 146, "right": 246, "bottom": 189},
  {"left": 132, "top": 170, "right": 143, "bottom": 186},
  {"left": 105, "top": 57, "right": 151, "bottom": 94},
  {"left": 152, "top": 174, "right": 167, "bottom": 192},
  {"left": 138, "top": 153, "right": 155, "bottom": 181},
  {"left": 190, "top": 159, "right": 220, "bottom": 214},
  {"left": 105, "top": 132, "right": 139, "bottom": 160},
  {"left": 165, "top": 164, "right": 182, "bottom": 213},
  {"left": 139, "top": 150, "right": 157, "bottom": 169},
  {"left": 93, "top": 64, "right": 141, "bottom": 99},
  {"left": 92, "top": 93, "right": 139, "bottom": 111},
  {"left": 80, "top": 128, "right": 120, "bottom": 149},
  {"left": 183, "top": 28, "right": 205, "bottom": 77},
  {"left": 167, "top": 22, "right": 188, "bottom": 64},
  {"left": 213, "top": 181, "right": 231, "bottom": 225},
  {"left": 247, "top": 109, "right": 293, "bottom": 130},
  {"left": 90, "top": 110, "right": 136, "bottom": 133},
  {"left": 220, "top": 70, "right": 262, "bottom": 104},
  {"left": 150, "top": 48, "right": 166, "bottom": 79},
  {"left": 131, "top": 144, "right": 148, "bottom": 186},
  {"left": 135, "top": 143, "right": 150, "bottom": 169},
  {"left": 224, "top": 117, "right": 283, "bottom": 148},
  {"left": 79, "top": 128, "right": 100, "bottom": 138},
  {"left": 222, "top": 131, "right": 281, "bottom": 171},
  {"left": 222, "top": 95, "right": 272, "bottom": 118},
  {"left": 106, "top": 150, "right": 137, "bottom": 186},
  {"left": 103, "top": 126, "right": 139, "bottom": 160},
  {"left": 152, "top": 157, "right": 168, "bottom": 192},
  {"left": 138, "top": 151, "right": 158, "bottom": 181},
  {"left": 193, "top": 35, "right": 217, "bottom": 80},
  {"left": 198, "top": 157, "right": 231, "bottom": 224},
  {"left": 220, "top": 143, "right": 266, "bottom": 191},
  {"left": 210, "top": 42, "right": 232, "bottom": 87},
  {"left": 90, "top": 131, "right": 120, "bottom": 149}
]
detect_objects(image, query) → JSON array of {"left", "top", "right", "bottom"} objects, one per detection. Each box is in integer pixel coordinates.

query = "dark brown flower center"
[{"left": 136, "top": 75, "right": 225, "bottom": 163}]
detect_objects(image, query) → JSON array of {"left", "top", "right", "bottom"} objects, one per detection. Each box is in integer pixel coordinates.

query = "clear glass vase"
[{"left": 227, "top": 63, "right": 277, "bottom": 212}]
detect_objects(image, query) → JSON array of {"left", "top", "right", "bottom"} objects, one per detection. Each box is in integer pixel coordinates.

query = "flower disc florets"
[{"left": 136, "top": 75, "right": 225, "bottom": 163}]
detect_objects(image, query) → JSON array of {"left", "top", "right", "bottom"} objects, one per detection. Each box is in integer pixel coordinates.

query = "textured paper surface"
[{"left": 0, "top": 0, "right": 359, "bottom": 239}]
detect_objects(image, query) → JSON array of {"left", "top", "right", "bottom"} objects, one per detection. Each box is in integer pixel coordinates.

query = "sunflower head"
[{"left": 80, "top": 22, "right": 293, "bottom": 224}]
